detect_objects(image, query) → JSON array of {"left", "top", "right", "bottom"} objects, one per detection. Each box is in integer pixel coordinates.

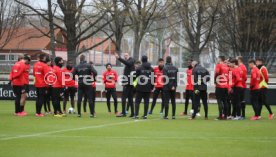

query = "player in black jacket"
[
  {"left": 190, "top": 61, "right": 210, "bottom": 120},
  {"left": 72, "top": 55, "right": 97, "bottom": 118},
  {"left": 133, "top": 56, "right": 154, "bottom": 119},
  {"left": 162, "top": 56, "right": 178, "bottom": 119},
  {"left": 115, "top": 52, "right": 136, "bottom": 117}
]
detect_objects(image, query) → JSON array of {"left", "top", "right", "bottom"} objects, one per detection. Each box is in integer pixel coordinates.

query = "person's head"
[
  {"left": 89, "top": 61, "right": 94, "bottom": 66},
  {"left": 166, "top": 56, "right": 172, "bottom": 64},
  {"left": 158, "top": 58, "right": 164, "bottom": 68},
  {"left": 80, "top": 55, "right": 86, "bottom": 62},
  {"left": 66, "top": 62, "right": 73, "bottom": 70},
  {"left": 45, "top": 57, "right": 51, "bottom": 66},
  {"left": 141, "top": 55, "right": 148, "bottom": 63},
  {"left": 229, "top": 58, "right": 238, "bottom": 68},
  {"left": 54, "top": 57, "right": 64, "bottom": 68},
  {"left": 187, "top": 59, "right": 193, "bottom": 69},
  {"left": 23, "top": 54, "right": 31, "bottom": 64},
  {"left": 236, "top": 56, "right": 243, "bottom": 65},
  {"left": 135, "top": 61, "right": 141, "bottom": 69},
  {"left": 248, "top": 59, "right": 256, "bottom": 69},
  {"left": 124, "top": 53, "right": 130, "bottom": 60},
  {"left": 191, "top": 61, "right": 198, "bottom": 68},
  {"left": 39, "top": 53, "right": 47, "bottom": 62},
  {"left": 218, "top": 56, "right": 225, "bottom": 63},
  {"left": 18, "top": 54, "right": 24, "bottom": 61},
  {"left": 256, "top": 58, "right": 264, "bottom": 66},
  {"left": 106, "top": 63, "right": 112, "bottom": 71}
]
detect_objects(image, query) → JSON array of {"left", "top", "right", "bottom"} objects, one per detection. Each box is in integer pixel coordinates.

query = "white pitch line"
[{"left": 0, "top": 119, "right": 158, "bottom": 141}]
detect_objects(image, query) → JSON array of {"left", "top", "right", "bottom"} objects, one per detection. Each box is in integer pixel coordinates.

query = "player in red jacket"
[
  {"left": 62, "top": 64, "right": 77, "bottom": 114},
  {"left": 33, "top": 54, "right": 49, "bottom": 117},
  {"left": 180, "top": 60, "right": 194, "bottom": 116},
  {"left": 148, "top": 58, "right": 165, "bottom": 115},
  {"left": 229, "top": 59, "right": 244, "bottom": 120},
  {"left": 214, "top": 56, "right": 229, "bottom": 120},
  {"left": 9, "top": 55, "right": 30, "bottom": 116},
  {"left": 248, "top": 59, "right": 261, "bottom": 120},
  {"left": 51, "top": 57, "right": 65, "bottom": 117},
  {"left": 20, "top": 55, "right": 31, "bottom": 115},
  {"left": 44, "top": 57, "right": 53, "bottom": 114},
  {"left": 256, "top": 58, "right": 274, "bottom": 119},
  {"left": 237, "top": 56, "right": 247, "bottom": 119},
  {"left": 103, "top": 63, "right": 118, "bottom": 114}
]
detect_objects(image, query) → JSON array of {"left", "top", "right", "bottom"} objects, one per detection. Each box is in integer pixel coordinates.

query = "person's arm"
[
  {"left": 114, "top": 71, "right": 118, "bottom": 82},
  {"left": 71, "top": 66, "right": 78, "bottom": 80},
  {"left": 250, "top": 70, "right": 257, "bottom": 89},
  {"left": 261, "top": 67, "right": 269, "bottom": 83},
  {"left": 118, "top": 57, "right": 134, "bottom": 67},
  {"left": 193, "top": 69, "right": 199, "bottom": 91},
  {"left": 173, "top": 68, "right": 178, "bottom": 88},
  {"left": 12, "top": 64, "right": 25, "bottom": 80},
  {"left": 214, "top": 64, "right": 220, "bottom": 84},
  {"left": 90, "top": 65, "right": 98, "bottom": 77},
  {"left": 206, "top": 70, "right": 210, "bottom": 82},
  {"left": 102, "top": 72, "right": 106, "bottom": 83}
]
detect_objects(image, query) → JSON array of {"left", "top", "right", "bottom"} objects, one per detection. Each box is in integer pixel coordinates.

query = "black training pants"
[
  {"left": 106, "top": 88, "right": 118, "bottom": 113},
  {"left": 12, "top": 86, "right": 23, "bottom": 114},
  {"left": 251, "top": 90, "right": 260, "bottom": 117},
  {"left": 135, "top": 92, "right": 150, "bottom": 117},
  {"left": 184, "top": 90, "right": 194, "bottom": 114},
  {"left": 150, "top": 88, "right": 164, "bottom": 113},
  {"left": 52, "top": 88, "right": 63, "bottom": 114},
  {"left": 121, "top": 85, "right": 134, "bottom": 116},
  {"left": 77, "top": 84, "right": 95, "bottom": 115},
  {"left": 36, "top": 87, "right": 46, "bottom": 114},
  {"left": 192, "top": 90, "right": 208, "bottom": 118},
  {"left": 259, "top": 88, "right": 273, "bottom": 115},
  {"left": 215, "top": 87, "right": 228, "bottom": 118},
  {"left": 163, "top": 90, "right": 176, "bottom": 118}
]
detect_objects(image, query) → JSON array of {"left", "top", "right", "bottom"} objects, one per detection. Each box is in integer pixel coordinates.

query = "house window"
[
  {"left": 8, "top": 55, "right": 16, "bottom": 61},
  {"left": 0, "top": 55, "right": 6, "bottom": 60}
]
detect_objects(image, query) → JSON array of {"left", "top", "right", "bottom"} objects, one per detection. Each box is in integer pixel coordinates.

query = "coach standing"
[
  {"left": 190, "top": 61, "right": 210, "bottom": 120},
  {"left": 72, "top": 55, "right": 97, "bottom": 118},
  {"left": 163, "top": 56, "right": 178, "bottom": 120},
  {"left": 115, "top": 52, "right": 135, "bottom": 117}
]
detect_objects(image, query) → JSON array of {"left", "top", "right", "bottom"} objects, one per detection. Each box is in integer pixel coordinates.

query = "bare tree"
[
  {"left": 0, "top": 0, "right": 26, "bottom": 49},
  {"left": 171, "top": 0, "right": 220, "bottom": 60},
  {"left": 15, "top": 0, "right": 113, "bottom": 64},
  {"left": 123, "top": 0, "right": 172, "bottom": 60},
  {"left": 216, "top": 0, "right": 276, "bottom": 69},
  {"left": 95, "top": 0, "right": 129, "bottom": 65}
]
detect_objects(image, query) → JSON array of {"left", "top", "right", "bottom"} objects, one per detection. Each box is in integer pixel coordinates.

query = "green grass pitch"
[{"left": 0, "top": 100, "right": 276, "bottom": 157}]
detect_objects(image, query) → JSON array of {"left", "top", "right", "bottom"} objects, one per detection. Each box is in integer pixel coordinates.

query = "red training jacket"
[
  {"left": 260, "top": 66, "right": 269, "bottom": 89},
  {"left": 33, "top": 61, "right": 49, "bottom": 88},
  {"left": 102, "top": 70, "right": 118, "bottom": 89},
  {"left": 215, "top": 63, "right": 229, "bottom": 88},
  {"left": 24, "top": 64, "right": 30, "bottom": 85},
  {"left": 250, "top": 66, "right": 261, "bottom": 91},
  {"left": 10, "top": 61, "right": 25, "bottom": 86},
  {"left": 62, "top": 68, "right": 76, "bottom": 87},
  {"left": 239, "top": 64, "right": 247, "bottom": 89},
  {"left": 231, "top": 67, "right": 243, "bottom": 88},
  {"left": 186, "top": 68, "right": 193, "bottom": 90},
  {"left": 154, "top": 66, "right": 164, "bottom": 88},
  {"left": 52, "top": 65, "right": 63, "bottom": 88}
]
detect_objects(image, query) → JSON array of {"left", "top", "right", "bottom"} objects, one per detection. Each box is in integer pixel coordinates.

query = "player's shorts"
[{"left": 22, "top": 85, "right": 29, "bottom": 93}]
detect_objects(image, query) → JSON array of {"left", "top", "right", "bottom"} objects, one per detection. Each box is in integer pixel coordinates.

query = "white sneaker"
[
  {"left": 196, "top": 113, "right": 201, "bottom": 117},
  {"left": 227, "top": 116, "right": 233, "bottom": 120},
  {"left": 233, "top": 116, "right": 242, "bottom": 120}
]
